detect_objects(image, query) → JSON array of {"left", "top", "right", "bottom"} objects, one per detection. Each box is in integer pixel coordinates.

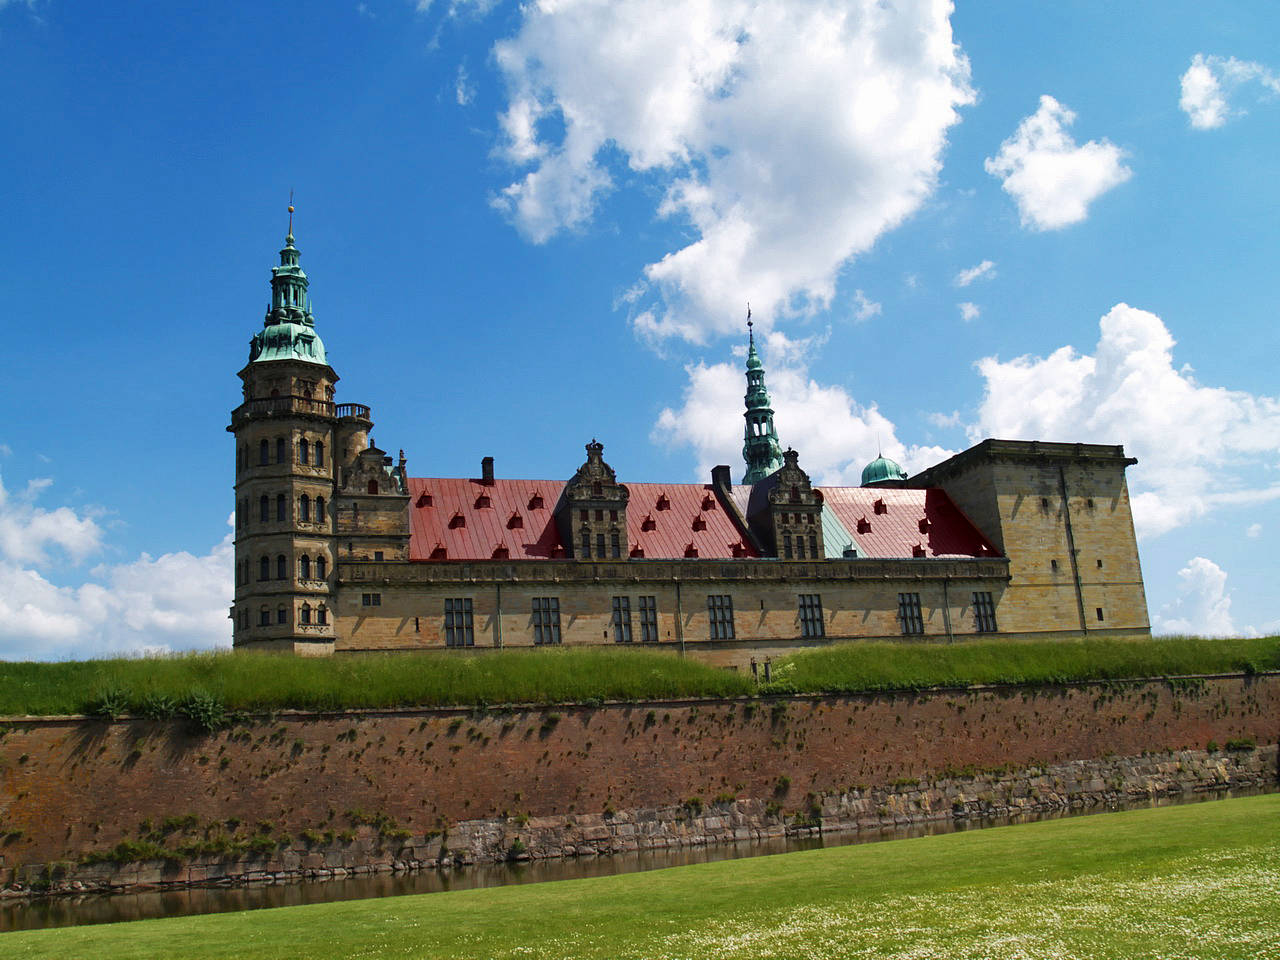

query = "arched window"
[
  {"left": 367, "top": 479, "right": 379, "bottom": 494},
  {"left": 276, "top": 437, "right": 287, "bottom": 464},
  {"left": 276, "top": 554, "right": 287, "bottom": 579},
  {"left": 315, "top": 555, "right": 327, "bottom": 580},
  {"left": 299, "top": 439, "right": 309, "bottom": 465},
  {"left": 315, "top": 496, "right": 325, "bottom": 521},
  {"left": 300, "top": 604, "right": 311, "bottom": 625},
  {"left": 260, "top": 495, "right": 269, "bottom": 523},
  {"left": 259, "top": 556, "right": 270, "bottom": 581},
  {"left": 277, "top": 606, "right": 287, "bottom": 625},
  {"left": 259, "top": 606, "right": 270, "bottom": 626},
  {"left": 259, "top": 439, "right": 269, "bottom": 466},
  {"left": 317, "top": 604, "right": 328, "bottom": 625},
  {"left": 299, "top": 555, "right": 311, "bottom": 579},
  {"left": 276, "top": 494, "right": 287, "bottom": 522},
  {"left": 314, "top": 441, "right": 325, "bottom": 466},
  {"left": 299, "top": 494, "right": 310, "bottom": 522}
]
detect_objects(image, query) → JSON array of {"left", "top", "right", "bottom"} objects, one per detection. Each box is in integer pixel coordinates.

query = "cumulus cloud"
[
  {"left": 1179, "top": 54, "right": 1280, "bottom": 130},
  {"left": 971, "top": 303, "right": 1280, "bottom": 539},
  {"left": 653, "top": 350, "right": 953, "bottom": 487},
  {"left": 958, "top": 301, "right": 979, "bottom": 322},
  {"left": 1246, "top": 522, "right": 1261, "bottom": 539},
  {"left": 1152, "top": 557, "right": 1239, "bottom": 637},
  {"left": 954, "top": 260, "right": 995, "bottom": 287},
  {"left": 0, "top": 475, "right": 232, "bottom": 661},
  {"left": 491, "top": 0, "right": 973, "bottom": 343},
  {"left": 984, "top": 95, "right": 1131, "bottom": 231},
  {"left": 851, "top": 290, "right": 882, "bottom": 323}
]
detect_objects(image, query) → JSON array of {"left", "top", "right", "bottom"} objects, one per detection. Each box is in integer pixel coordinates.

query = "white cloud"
[
  {"left": 356, "top": 3, "right": 375, "bottom": 19},
  {"left": 958, "top": 301, "right": 979, "bottom": 322},
  {"left": 1179, "top": 54, "right": 1280, "bottom": 130},
  {"left": 455, "top": 64, "right": 475, "bottom": 106},
  {"left": 984, "top": 95, "right": 1131, "bottom": 231},
  {"left": 0, "top": 475, "right": 232, "bottom": 661},
  {"left": 954, "top": 259, "right": 995, "bottom": 287},
  {"left": 971, "top": 303, "right": 1280, "bottom": 539},
  {"left": 491, "top": 0, "right": 973, "bottom": 344},
  {"left": 852, "top": 290, "right": 882, "bottom": 323},
  {"left": 1152, "top": 556, "right": 1239, "bottom": 637},
  {"left": 654, "top": 351, "right": 952, "bottom": 487},
  {"left": 1246, "top": 522, "right": 1262, "bottom": 539}
]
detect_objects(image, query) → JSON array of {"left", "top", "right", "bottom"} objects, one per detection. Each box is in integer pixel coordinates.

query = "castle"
[{"left": 229, "top": 223, "right": 1150, "bottom": 664}]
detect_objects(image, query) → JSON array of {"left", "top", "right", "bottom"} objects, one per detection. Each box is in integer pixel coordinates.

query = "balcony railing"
[
  {"left": 335, "top": 403, "right": 371, "bottom": 421},
  {"left": 230, "top": 396, "right": 334, "bottom": 425}
]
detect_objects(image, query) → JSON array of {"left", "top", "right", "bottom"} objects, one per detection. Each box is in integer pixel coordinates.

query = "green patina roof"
[
  {"left": 861, "top": 455, "right": 909, "bottom": 486},
  {"left": 742, "top": 321, "right": 784, "bottom": 483},
  {"left": 248, "top": 229, "right": 328, "bottom": 366}
]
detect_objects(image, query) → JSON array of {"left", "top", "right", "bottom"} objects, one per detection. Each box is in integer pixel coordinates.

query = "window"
[
  {"left": 596, "top": 533, "right": 606, "bottom": 558},
  {"left": 639, "top": 596, "right": 658, "bottom": 642},
  {"left": 316, "top": 555, "right": 327, "bottom": 580},
  {"left": 315, "top": 496, "right": 325, "bottom": 521},
  {"left": 259, "top": 439, "right": 269, "bottom": 466},
  {"left": 259, "top": 606, "right": 270, "bottom": 626},
  {"left": 532, "top": 597, "right": 561, "bottom": 644},
  {"left": 809, "top": 535, "right": 818, "bottom": 557},
  {"left": 300, "top": 604, "right": 311, "bottom": 625},
  {"left": 277, "top": 606, "right": 288, "bottom": 625},
  {"left": 260, "top": 495, "right": 270, "bottom": 523},
  {"left": 796, "top": 537, "right": 805, "bottom": 559},
  {"left": 610, "top": 532, "right": 621, "bottom": 559},
  {"left": 798, "top": 594, "right": 824, "bottom": 638},
  {"left": 445, "top": 598, "right": 475, "bottom": 647},
  {"left": 299, "top": 495, "right": 310, "bottom": 522},
  {"left": 276, "top": 494, "right": 287, "bottom": 522},
  {"left": 1096, "top": 607, "right": 1105, "bottom": 622},
  {"left": 299, "top": 439, "right": 309, "bottom": 465},
  {"left": 594, "top": 509, "right": 603, "bottom": 521},
  {"left": 1096, "top": 558, "right": 1103, "bottom": 569},
  {"left": 276, "top": 437, "right": 287, "bottom": 464},
  {"left": 973, "top": 592, "right": 997, "bottom": 633},
  {"left": 276, "top": 554, "right": 287, "bottom": 579},
  {"left": 314, "top": 441, "right": 324, "bottom": 467},
  {"left": 580, "top": 529, "right": 590, "bottom": 558},
  {"left": 317, "top": 604, "right": 327, "bottom": 625},
  {"left": 259, "top": 556, "right": 270, "bottom": 581},
  {"left": 362, "top": 593, "right": 381, "bottom": 607},
  {"left": 374, "top": 551, "right": 384, "bottom": 561},
  {"left": 299, "top": 555, "right": 311, "bottom": 579},
  {"left": 367, "top": 480, "right": 379, "bottom": 494},
  {"left": 783, "top": 533, "right": 792, "bottom": 559},
  {"left": 611, "top": 596, "right": 633, "bottom": 643},
  {"left": 707, "top": 595, "right": 735, "bottom": 639},
  {"left": 898, "top": 593, "right": 924, "bottom": 635},
  {"left": 1050, "top": 558, "right": 1059, "bottom": 572}
]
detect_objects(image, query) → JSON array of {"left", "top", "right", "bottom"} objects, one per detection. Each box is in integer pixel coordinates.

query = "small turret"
[
  {"left": 861, "top": 454, "right": 909, "bottom": 487},
  {"left": 247, "top": 207, "right": 327, "bottom": 366},
  {"left": 741, "top": 314, "right": 784, "bottom": 484}
]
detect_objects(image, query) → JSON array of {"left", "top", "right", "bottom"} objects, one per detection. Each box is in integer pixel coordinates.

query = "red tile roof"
[
  {"left": 622, "top": 482, "right": 757, "bottom": 559},
  {"left": 407, "top": 478, "right": 567, "bottom": 561},
  {"left": 818, "top": 486, "right": 1000, "bottom": 559}
]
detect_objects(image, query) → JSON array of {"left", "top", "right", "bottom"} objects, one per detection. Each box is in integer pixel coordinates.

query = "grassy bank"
[
  {"left": 0, "top": 635, "right": 1276, "bottom": 718},
  {"left": 7, "top": 793, "right": 1278, "bottom": 959}
]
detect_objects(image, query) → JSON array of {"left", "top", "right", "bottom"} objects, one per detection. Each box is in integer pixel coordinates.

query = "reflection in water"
[{"left": 2, "top": 785, "right": 1271, "bottom": 933}]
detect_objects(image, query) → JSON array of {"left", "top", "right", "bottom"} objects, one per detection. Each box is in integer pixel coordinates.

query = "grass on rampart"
[
  {"left": 0, "top": 635, "right": 1276, "bottom": 718},
  {"left": 6, "top": 793, "right": 1278, "bottom": 959}
]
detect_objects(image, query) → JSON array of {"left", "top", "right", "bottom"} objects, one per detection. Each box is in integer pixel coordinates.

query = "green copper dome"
[
  {"left": 861, "top": 455, "right": 908, "bottom": 486},
  {"left": 248, "top": 229, "right": 328, "bottom": 366}
]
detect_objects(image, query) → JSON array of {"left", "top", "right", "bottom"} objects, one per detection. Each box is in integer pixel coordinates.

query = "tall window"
[
  {"left": 276, "top": 437, "right": 287, "bottom": 464},
  {"left": 610, "top": 532, "right": 621, "bottom": 559},
  {"left": 314, "top": 441, "right": 325, "bottom": 466},
  {"left": 532, "top": 597, "right": 561, "bottom": 645},
  {"left": 783, "top": 533, "right": 792, "bottom": 559},
  {"left": 596, "top": 533, "right": 606, "bottom": 558},
  {"left": 259, "top": 556, "right": 270, "bottom": 581},
  {"left": 259, "top": 606, "right": 270, "bottom": 626},
  {"left": 707, "top": 595, "right": 735, "bottom": 639},
  {"left": 611, "top": 596, "right": 633, "bottom": 643},
  {"left": 798, "top": 594, "right": 824, "bottom": 638},
  {"left": 639, "top": 596, "right": 659, "bottom": 642},
  {"left": 580, "top": 529, "right": 590, "bottom": 558},
  {"left": 260, "top": 495, "right": 269, "bottom": 523},
  {"left": 277, "top": 606, "right": 287, "bottom": 625},
  {"left": 299, "top": 439, "right": 309, "bottom": 464},
  {"left": 276, "top": 494, "right": 287, "bottom": 522},
  {"left": 315, "top": 555, "right": 327, "bottom": 580},
  {"left": 259, "top": 439, "right": 269, "bottom": 466},
  {"left": 299, "top": 555, "right": 311, "bottom": 579},
  {"left": 796, "top": 537, "right": 806, "bottom": 559},
  {"left": 444, "top": 598, "right": 474, "bottom": 647},
  {"left": 276, "top": 554, "right": 287, "bottom": 579},
  {"left": 317, "top": 604, "right": 327, "bottom": 625},
  {"left": 898, "top": 592, "right": 924, "bottom": 635},
  {"left": 973, "top": 592, "right": 997, "bottom": 633},
  {"left": 300, "top": 604, "right": 311, "bottom": 625},
  {"left": 299, "top": 494, "right": 310, "bottom": 522},
  {"left": 315, "top": 496, "right": 325, "bottom": 522}
]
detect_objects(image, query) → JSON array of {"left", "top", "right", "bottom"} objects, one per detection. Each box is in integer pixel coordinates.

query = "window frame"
[
  {"left": 973, "top": 591, "right": 998, "bottom": 633},
  {"left": 898, "top": 592, "right": 924, "bottom": 636},
  {"left": 707, "top": 594, "right": 735, "bottom": 640},
  {"left": 611, "top": 596, "right": 633, "bottom": 643},
  {"left": 531, "top": 597, "right": 562, "bottom": 645},
  {"left": 444, "top": 597, "right": 475, "bottom": 647},
  {"left": 798, "top": 593, "right": 825, "bottom": 638},
  {"left": 638, "top": 596, "right": 658, "bottom": 642}
]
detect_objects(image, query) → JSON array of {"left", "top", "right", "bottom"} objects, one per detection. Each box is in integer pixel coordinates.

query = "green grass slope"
[
  {"left": 0, "top": 635, "right": 1276, "bottom": 717},
  {"left": 7, "top": 794, "right": 1277, "bottom": 959}
]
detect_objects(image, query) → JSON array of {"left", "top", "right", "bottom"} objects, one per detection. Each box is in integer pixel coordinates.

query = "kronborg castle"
[{"left": 230, "top": 224, "right": 1151, "bottom": 663}]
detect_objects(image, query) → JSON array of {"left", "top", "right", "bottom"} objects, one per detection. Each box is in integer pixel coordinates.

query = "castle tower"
[
  {"left": 741, "top": 319, "right": 784, "bottom": 483},
  {"left": 227, "top": 210, "right": 369, "bottom": 654}
]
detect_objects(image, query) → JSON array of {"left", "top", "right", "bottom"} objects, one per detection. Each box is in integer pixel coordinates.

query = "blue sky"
[{"left": 1, "top": 0, "right": 1277, "bottom": 658}]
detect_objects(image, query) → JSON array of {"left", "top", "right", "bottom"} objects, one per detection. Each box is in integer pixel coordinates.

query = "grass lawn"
[
  {"left": 6, "top": 794, "right": 1277, "bottom": 959},
  {"left": 1, "top": 635, "right": 1276, "bottom": 718}
]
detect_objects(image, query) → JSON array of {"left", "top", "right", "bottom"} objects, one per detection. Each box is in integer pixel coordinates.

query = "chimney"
[
  {"left": 711, "top": 464, "right": 732, "bottom": 495},
  {"left": 481, "top": 456, "right": 494, "bottom": 484}
]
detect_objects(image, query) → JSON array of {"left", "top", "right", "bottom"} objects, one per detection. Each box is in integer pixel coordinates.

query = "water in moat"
[{"left": 3, "top": 785, "right": 1272, "bottom": 933}]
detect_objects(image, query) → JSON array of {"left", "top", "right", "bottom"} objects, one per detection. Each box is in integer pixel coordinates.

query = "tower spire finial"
[{"left": 287, "top": 190, "right": 295, "bottom": 242}]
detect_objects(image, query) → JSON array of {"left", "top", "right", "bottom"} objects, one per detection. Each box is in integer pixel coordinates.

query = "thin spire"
[{"left": 286, "top": 189, "right": 295, "bottom": 243}]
